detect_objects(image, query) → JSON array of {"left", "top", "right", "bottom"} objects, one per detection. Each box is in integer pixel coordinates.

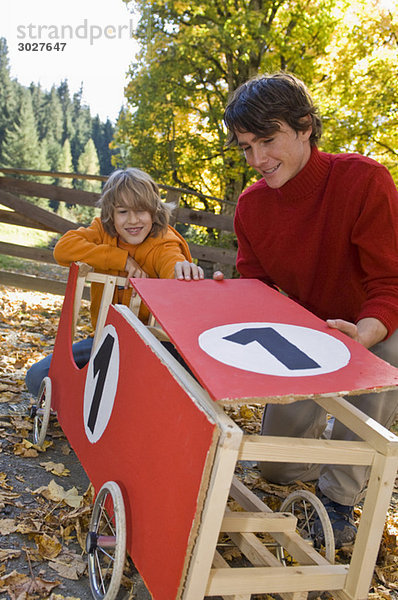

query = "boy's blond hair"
[{"left": 97, "top": 168, "right": 172, "bottom": 238}]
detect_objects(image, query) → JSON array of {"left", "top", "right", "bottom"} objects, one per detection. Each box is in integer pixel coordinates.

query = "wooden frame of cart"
[{"left": 32, "top": 263, "right": 398, "bottom": 600}]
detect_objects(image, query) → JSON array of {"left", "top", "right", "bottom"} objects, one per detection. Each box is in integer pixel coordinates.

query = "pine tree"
[
  {"left": 30, "top": 83, "right": 46, "bottom": 139},
  {"left": 57, "top": 139, "right": 74, "bottom": 188},
  {"left": 2, "top": 88, "right": 49, "bottom": 175},
  {"left": 70, "top": 86, "right": 92, "bottom": 170},
  {"left": 41, "top": 87, "right": 64, "bottom": 143},
  {"left": 57, "top": 80, "right": 75, "bottom": 144},
  {"left": 92, "top": 116, "right": 115, "bottom": 175},
  {"left": 0, "top": 38, "right": 18, "bottom": 163},
  {"left": 76, "top": 138, "right": 101, "bottom": 192}
]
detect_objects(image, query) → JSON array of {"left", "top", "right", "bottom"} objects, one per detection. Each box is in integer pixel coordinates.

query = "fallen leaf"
[
  {"left": 33, "top": 480, "right": 83, "bottom": 508},
  {"left": 0, "top": 548, "right": 21, "bottom": 561},
  {"left": 0, "top": 518, "right": 17, "bottom": 535},
  {"left": 40, "top": 461, "right": 70, "bottom": 477},
  {"left": 0, "top": 569, "right": 61, "bottom": 596},
  {"left": 34, "top": 533, "right": 62, "bottom": 560},
  {"left": 48, "top": 550, "right": 86, "bottom": 580}
]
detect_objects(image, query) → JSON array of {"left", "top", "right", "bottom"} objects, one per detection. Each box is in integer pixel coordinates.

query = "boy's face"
[
  {"left": 113, "top": 206, "right": 153, "bottom": 245},
  {"left": 236, "top": 120, "right": 312, "bottom": 189}
]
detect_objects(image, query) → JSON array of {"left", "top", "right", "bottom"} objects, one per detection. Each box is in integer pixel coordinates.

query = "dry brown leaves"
[
  {"left": 0, "top": 286, "right": 95, "bottom": 598},
  {"left": 0, "top": 285, "right": 397, "bottom": 599}
]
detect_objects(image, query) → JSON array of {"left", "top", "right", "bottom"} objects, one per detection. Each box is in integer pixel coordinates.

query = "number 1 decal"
[
  {"left": 223, "top": 327, "right": 321, "bottom": 371},
  {"left": 198, "top": 322, "right": 350, "bottom": 377},
  {"left": 84, "top": 325, "right": 119, "bottom": 443},
  {"left": 87, "top": 334, "right": 115, "bottom": 433}
]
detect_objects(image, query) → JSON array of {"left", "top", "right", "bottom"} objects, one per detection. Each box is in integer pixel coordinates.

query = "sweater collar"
[{"left": 275, "top": 146, "right": 330, "bottom": 201}]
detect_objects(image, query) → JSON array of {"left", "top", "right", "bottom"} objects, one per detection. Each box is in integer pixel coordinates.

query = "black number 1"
[
  {"left": 87, "top": 334, "right": 115, "bottom": 434},
  {"left": 223, "top": 327, "right": 321, "bottom": 370}
]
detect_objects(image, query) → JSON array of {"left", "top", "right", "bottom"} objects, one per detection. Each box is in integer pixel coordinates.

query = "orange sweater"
[{"left": 54, "top": 217, "right": 192, "bottom": 328}]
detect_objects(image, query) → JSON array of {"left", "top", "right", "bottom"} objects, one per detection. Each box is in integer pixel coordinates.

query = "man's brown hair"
[{"left": 224, "top": 72, "right": 322, "bottom": 146}]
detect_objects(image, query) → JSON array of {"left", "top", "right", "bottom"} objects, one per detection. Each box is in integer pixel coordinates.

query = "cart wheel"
[
  {"left": 32, "top": 377, "right": 52, "bottom": 447},
  {"left": 86, "top": 481, "right": 126, "bottom": 600},
  {"left": 276, "top": 489, "right": 335, "bottom": 565}
]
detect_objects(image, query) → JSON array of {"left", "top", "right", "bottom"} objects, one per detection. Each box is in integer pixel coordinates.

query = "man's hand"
[
  {"left": 213, "top": 270, "right": 224, "bottom": 281},
  {"left": 175, "top": 260, "right": 205, "bottom": 281},
  {"left": 124, "top": 256, "right": 148, "bottom": 288},
  {"left": 327, "top": 317, "right": 387, "bottom": 349}
]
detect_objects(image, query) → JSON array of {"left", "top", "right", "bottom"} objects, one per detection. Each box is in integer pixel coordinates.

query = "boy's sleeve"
[
  {"left": 53, "top": 218, "right": 128, "bottom": 272},
  {"left": 152, "top": 238, "right": 192, "bottom": 279}
]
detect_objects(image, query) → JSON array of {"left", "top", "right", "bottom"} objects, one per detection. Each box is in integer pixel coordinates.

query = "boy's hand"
[
  {"left": 175, "top": 260, "right": 204, "bottom": 281},
  {"left": 124, "top": 256, "right": 148, "bottom": 288}
]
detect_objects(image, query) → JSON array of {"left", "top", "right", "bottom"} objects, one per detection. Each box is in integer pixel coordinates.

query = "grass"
[{"left": 0, "top": 221, "right": 57, "bottom": 247}]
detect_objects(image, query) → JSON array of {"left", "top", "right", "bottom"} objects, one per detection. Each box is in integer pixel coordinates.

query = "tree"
[
  {"left": 0, "top": 38, "right": 18, "bottom": 163},
  {"left": 116, "top": 0, "right": 398, "bottom": 208},
  {"left": 76, "top": 138, "right": 101, "bottom": 192},
  {"left": 57, "top": 139, "right": 74, "bottom": 188},
  {"left": 115, "top": 0, "right": 340, "bottom": 208},
  {"left": 57, "top": 80, "right": 76, "bottom": 144},
  {"left": 314, "top": 0, "right": 398, "bottom": 181},
  {"left": 70, "top": 87, "right": 93, "bottom": 171},
  {"left": 1, "top": 88, "right": 50, "bottom": 176},
  {"left": 92, "top": 116, "right": 116, "bottom": 175}
]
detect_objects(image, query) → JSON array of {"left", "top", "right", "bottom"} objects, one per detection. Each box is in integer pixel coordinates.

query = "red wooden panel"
[
  {"left": 131, "top": 278, "right": 398, "bottom": 403},
  {"left": 48, "top": 265, "right": 217, "bottom": 600}
]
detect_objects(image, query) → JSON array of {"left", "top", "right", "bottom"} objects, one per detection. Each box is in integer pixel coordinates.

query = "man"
[{"left": 223, "top": 72, "right": 398, "bottom": 548}]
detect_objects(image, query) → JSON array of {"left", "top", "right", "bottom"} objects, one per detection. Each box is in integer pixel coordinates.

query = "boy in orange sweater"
[{"left": 26, "top": 168, "right": 202, "bottom": 395}]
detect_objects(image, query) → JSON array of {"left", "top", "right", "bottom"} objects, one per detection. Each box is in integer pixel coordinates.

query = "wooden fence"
[{"left": 0, "top": 168, "right": 237, "bottom": 296}]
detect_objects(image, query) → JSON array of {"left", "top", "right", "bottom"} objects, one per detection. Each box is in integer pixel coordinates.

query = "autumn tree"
[
  {"left": 116, "top": 0, "right": 397, "bottom": 210},
  {"left": 313, "top": 0, "right": 398, "bottom": 181},
  {"left": 115, "top": 0, "right": 339, "bottom": 207}
]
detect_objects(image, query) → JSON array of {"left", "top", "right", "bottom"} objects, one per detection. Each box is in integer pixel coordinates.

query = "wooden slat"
[
  {"left": 0, "top": 241, "right": 56, "bottom": 264},
  {"left": 175, "top": 206, "right": 234, "bottom": 231},
  {"left": 0, "top": 271, "right": 90, "bottom": 300},
  {"left": 190, "top": 243, "right": 236, "bottom": 265},
  {"left": 226, "top": 531, "right": 308, "bottom": 600},
  {"left": 315, "top": 395, "right": 398, "bottom": 455},
  {"left": 0, "top": 175, "right": 100, "bottom": 205},
  {"left": 238, "top": 435, "right": 375, "bottom": 465},
  {"left": 220, "top": 511, "right": 296, "bottom": 533},
  {"left": 341, "top": 453, "right": 398, "bottom": 599},
  {"left": 0, "top": 167, "right": 235, "bottom": 207},
  {"left": 0, "top": 271, "right": 67, "bottom": 295},
  {"left": 0, "top": 167, "right": 106, "bottom": 182},
  {"left": 206, "top": 565, "right": 348, "bottom": 595},
  {"left": 229, "top": 476, "right": 330, "bottom": 567},
  {"left": 0, "top": 177, "right": 235, "bottom": 230},
  {"left": 212, "top": 551, "right": 251, "bottom": 600},
  {"left": 0, "top": 190, "right": 80, "bottom": 233},
  {"left": 0, "top": 209, "right": 52, "bottom": 231}
]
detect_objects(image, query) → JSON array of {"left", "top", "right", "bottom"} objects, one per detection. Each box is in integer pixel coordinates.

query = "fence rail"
[{"left": 0, "top": 168, "right": 237, "bottom": 296}]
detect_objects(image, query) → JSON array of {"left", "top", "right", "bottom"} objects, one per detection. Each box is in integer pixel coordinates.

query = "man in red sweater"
[{"left": 223, "top": 72, "right": 398, "bottom": 548}]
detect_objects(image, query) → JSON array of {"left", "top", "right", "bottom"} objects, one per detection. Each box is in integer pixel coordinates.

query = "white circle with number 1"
[
  {"left": 83, "top": 325, "right": 119, "bottom": 443},
  {"left": 198, "top": 322, "right": 350, "bottom": 377}
]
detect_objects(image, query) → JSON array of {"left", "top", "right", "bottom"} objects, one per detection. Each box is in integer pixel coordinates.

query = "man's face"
[{"left": 236, "top": 121, "right": 312, "bottom": 189}]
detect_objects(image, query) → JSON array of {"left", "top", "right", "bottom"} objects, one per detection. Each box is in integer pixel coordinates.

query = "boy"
[
  {"left": 26, "top": 167, "right": 203, "bottom": 396},
  {"left": 223, "top": 72, "right": 398, "bottom": 547}
]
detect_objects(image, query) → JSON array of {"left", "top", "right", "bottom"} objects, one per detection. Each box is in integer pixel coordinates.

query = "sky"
[{"left": 0, "top": 0, "right": 139, "bottom": 123}]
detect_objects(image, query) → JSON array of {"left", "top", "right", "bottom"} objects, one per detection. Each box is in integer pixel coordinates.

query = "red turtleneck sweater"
[{"left": 234, "top": 146, "right": 398, "bottom": 337}]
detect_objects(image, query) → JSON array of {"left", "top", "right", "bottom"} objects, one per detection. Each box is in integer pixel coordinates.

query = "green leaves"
[{"left": 116, "top": 0, "right": 398, "bottom": 208}]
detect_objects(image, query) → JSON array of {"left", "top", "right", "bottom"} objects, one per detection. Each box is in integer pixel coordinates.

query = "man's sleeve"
[{"left": 353, "top": 165, "right": 398, "bottom": 337}]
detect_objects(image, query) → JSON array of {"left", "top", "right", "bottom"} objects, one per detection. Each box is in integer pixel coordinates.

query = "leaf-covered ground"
[{"left": 0, "top": 284, "right": 396, "bottom": 600}]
